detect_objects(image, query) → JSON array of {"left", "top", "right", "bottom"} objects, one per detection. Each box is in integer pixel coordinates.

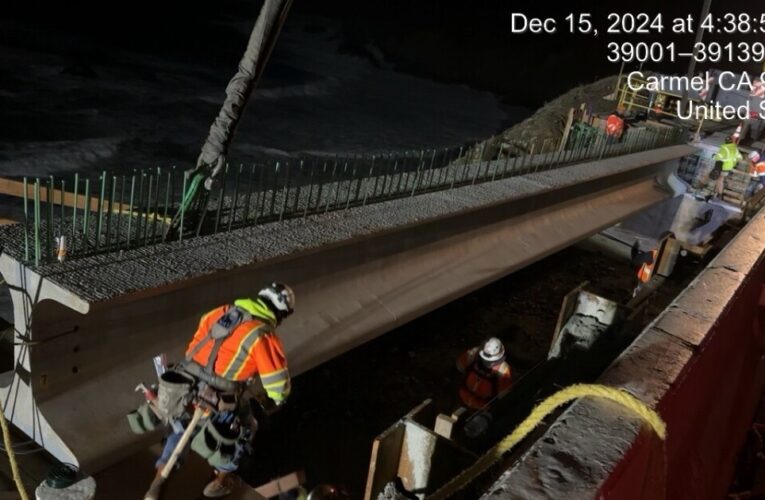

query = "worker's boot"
[{"left": 203, "top": 471, "right": 237, "bottom": 498}]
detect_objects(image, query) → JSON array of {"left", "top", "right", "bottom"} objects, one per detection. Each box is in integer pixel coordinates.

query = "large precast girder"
[{"left": 0, "top": 145, "right": 694, "bottom": 472}]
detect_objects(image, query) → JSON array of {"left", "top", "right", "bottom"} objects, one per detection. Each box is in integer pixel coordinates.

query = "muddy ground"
[{"left": 241, "top": 242, "right": 700, "bottom": 497}]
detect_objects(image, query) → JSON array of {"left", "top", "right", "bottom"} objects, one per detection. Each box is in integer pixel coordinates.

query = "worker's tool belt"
[
  {"left": 179, "top": 361, "right": 240, "bottom": 393},
  {"left": 191, "top": 418, "right": 244, "bottom": 470},
  {"left": 126, "top": 402, "right": 161, "bottom": 434},
  {"left": 156, "top": 370, "right": 195, "bottom": 421}
]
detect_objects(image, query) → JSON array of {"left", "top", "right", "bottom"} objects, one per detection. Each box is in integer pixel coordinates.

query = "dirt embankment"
[{"left": 474, "top": 75, "right": 619, "bottom": 159}]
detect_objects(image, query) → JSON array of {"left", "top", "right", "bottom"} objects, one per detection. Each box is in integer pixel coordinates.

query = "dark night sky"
[{"left": 3, "top": 0, "right": 760, "bottom": 106}]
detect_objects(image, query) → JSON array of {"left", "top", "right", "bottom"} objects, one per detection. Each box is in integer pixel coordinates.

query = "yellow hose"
[
  {"left": 0, "top": 279, "right": 29, "bottom": 500},
  {"left": 427, "top": 383, "right": 666, "bottom": 500},
  {"left": 0, "top": 405, "right": 30, "bottom": 500}
]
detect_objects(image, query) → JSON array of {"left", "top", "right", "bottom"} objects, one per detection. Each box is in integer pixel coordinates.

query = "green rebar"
[
  {"left": 81, "top": 178, "right": 91, "bottom": 251},
  {"left": 126, "top": 174, "right": 136, "bottom": 248},
  {"left": 22, "top": 178, "right": 29, "bottom": 262},
  {"left": 46, "top": 177, "right": 54, "bottom": 262},
  {"left": 150, "top": 167, "right": 162, "bottom": 242},
  {"left": 303, "top": 160, "right": 316, "bottom": 218},
  {"left": 214, "top": 164, "right": 228, "bottom": 233},
  {"left": 450, "top": 148, "right": 463, "bottom": 189},
  {"left": 228, "top": 164, "right": 243, "bottom": 232},
  {"left": 179, "top": 172, "right": 187, "bottom": 242},
  {"left": 33, "top": 179, "right": 41, "bottom": 267},
  {"left": 71, "top": 173, "right": 79, "bottom": 248},
  {"left": 143, "top": 173, "right": 154, "bottom": 245},
  {"left": 270, "top": 162, "right": 280, "bottom": 217},
  {"left": 106, "top": 176, "right": 116, "bottom": 249},
  {"left": 256, "top": 164, "right": 267, "bottom": 223},
  {"left": 162, "top": 170, "right": 171, "bottom": 236},
  {"left": 59, "top": 180, "right": 66, "bottom": 240},
  {"left": 135, "top": 172, "right": 145, "bottom": 242},
  {"left": 243, "top": 164, "right": 256, "bottom": 225},
  {"left": 117, "top": 176, "right": 126, "bottom": 248},
  {"left": 95, "top": 172, "right": 106, "bottom": 251},
  {"left": 279, "top": 162, "right": 291, "bottom": 222},
  {"left": 292, "top": 160, "right": 303, "bottom": 214}
]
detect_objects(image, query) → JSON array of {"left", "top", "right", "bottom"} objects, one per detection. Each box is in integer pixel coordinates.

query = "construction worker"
[
  {"left": 152, "top": 283, "right": 295, "bottom": 499},
  {"left": 631, "top": 241, "right": 657, "bottom": 297},
  {"left": 748, "top": 150, "right": 765, "bottom": 197},
  {"left": 605, "top": 111, "right": 625, "bottom": 145},
  {"left": 456, "top": 338, "right": 512, "bottom": 409},
  {"left": 710, "top": 136, "right": 743, "bottom": 199}
]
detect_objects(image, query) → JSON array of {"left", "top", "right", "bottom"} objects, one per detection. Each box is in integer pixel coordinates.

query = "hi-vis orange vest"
[
  {"left": 606, "top": 114, "right": 625, "bottom": 137},
  {"left": 186, "top": 302, "right": 290, "bottom": 402},
  {"left": 751, "top": 161, "right": 765, "bottom": 177},
  {"left": 456, "top": 348, "right": 512, "bottom": 409},
  {"left": 637, "top": 249, "right": 659, "bottom": 284}
]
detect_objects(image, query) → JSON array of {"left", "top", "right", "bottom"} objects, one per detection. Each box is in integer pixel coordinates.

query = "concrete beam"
[
  {"left": 482, "top": 201, "right": 765, "bottom": 499},
  {"left": 0, "top": 146, "right": 692, "bottom": 472}
]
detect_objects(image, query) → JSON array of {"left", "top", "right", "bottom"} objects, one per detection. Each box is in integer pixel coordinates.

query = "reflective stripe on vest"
[
  {"left": 186, "top": 306, "right": 274, "bottom": 381},
  {"left": 220, "top": 325, "right": 272, "bottom": 380},
  {"left": 460, "top": 359, "right": 510, "bottom": 409},
  {"left": 716, "top": 144, "right": 740, "bottom": 171},
  {"left": 754, "top": 162, "right": 765, "bottom": 176},
  {"left": 637, "top": 249, "right": 658, "bottom": 284}
]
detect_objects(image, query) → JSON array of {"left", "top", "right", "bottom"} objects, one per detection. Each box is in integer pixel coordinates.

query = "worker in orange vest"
[
  {"left": 605, "top": 111, "right": 625, "bottom": 145},
  {"left": 748, "top": 150, "right": 765, "bottom": 197},
  {"left": 631, "top": 242, "right": 657, "bottom": 297},
  {"left": 456, "top": 338, "right": 512, "bottom": 409},
  {"left": 151, "top": 283, "right": 295, "bottom": 499}
]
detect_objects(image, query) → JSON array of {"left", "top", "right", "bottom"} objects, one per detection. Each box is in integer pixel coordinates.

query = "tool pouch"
[
  {"left": 191, "top": 419, "right": 242, "bottom": 470},
  {"left": 126, "top": 402, "right": 161, "bottom": 434},
  {"left": 156, "top": 370, "right": 195, "bottom": 421}
]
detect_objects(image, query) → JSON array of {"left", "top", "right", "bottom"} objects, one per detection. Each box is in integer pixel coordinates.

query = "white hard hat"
[
  {"left": 258, "top": 282, "right": 295, "bottom": 316},
  {"left": 749, "top": 151, "right": 761, "bottom": 163},
  {"left": 480, "top": 337, "right": 505, "bottom": 363}
]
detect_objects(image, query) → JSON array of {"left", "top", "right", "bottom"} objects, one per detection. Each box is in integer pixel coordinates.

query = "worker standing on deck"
[
  {"left": 149, "top": 283, "right": 294, "bottom": 499},
  {"left": 456, "top": 338, "right": 512, "bottom": 409},
  {"left": 710, "top": 137, "right": 743, "bottom": 199},
  {"left": 605, "top": 111, "right": 625, "bottom": 145},
  {"left": 747, "top": 151, "right": 765, "bottom": 197}
]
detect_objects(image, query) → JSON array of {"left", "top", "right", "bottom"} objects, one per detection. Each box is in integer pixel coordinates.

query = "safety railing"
[
  {"left": 677, "top": 153, "right": 760, "bottom": 208},
  {"left": 4, "top": 125, "right": 685, "bottom": 266}
]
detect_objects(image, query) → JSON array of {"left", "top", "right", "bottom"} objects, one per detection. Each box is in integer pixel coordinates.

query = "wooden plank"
[
  {"left": 363, "top": 423, "right": 406, "bottom": 500},
  {"left": 0, "top": 177, "right": 171, "bottom": 224},
  {"left": 0, "top": 219, "right": 17, "bottom": 226},
  {"left": 0, "top": 177, "right": 122, "bottom": 213},
  {"left": 253, "top": 470, "right": 305, "bottom": 498}
]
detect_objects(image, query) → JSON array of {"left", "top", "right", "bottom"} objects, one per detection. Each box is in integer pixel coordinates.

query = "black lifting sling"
[
  {"left": 183, "top": 305, "right": 273, "bottom": 392},
  {"left": 187, "top": 306, "right": 249, "bottom": 373}
]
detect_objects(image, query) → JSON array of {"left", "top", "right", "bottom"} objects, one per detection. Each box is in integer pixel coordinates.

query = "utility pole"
[{"left": 681, "top": 0, "right": 713, "bottom": 112}]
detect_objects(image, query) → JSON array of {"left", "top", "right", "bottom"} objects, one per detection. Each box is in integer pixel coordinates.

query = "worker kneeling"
[
  {"left": 134, "top": 283, "right": 295, "bottom": 499},
  {"left": 456, "top": 338, "right": 512, "bottom": 409}
]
